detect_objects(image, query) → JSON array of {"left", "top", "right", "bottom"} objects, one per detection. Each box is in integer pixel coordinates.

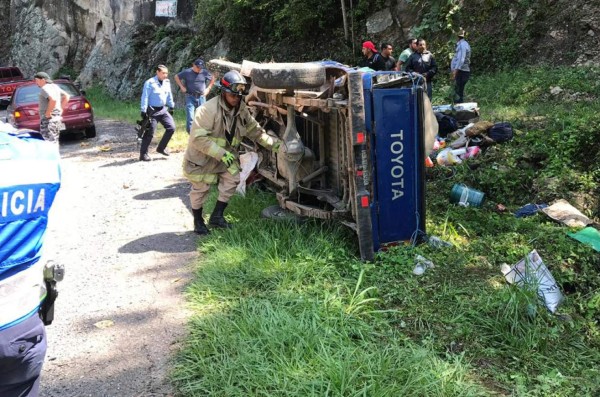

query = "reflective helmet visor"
[{"left": 227, "top": 82, "right": 247, "bottom": 95}]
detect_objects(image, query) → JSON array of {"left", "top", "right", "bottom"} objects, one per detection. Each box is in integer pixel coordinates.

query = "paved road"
[{"left": 30, "top": 119, "right": 198, "bottom": 396}]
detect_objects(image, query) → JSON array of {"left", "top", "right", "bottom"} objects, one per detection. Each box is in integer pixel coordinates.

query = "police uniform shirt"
[{"left": 140, "top": 76, "right": 175, "bottom": 113}]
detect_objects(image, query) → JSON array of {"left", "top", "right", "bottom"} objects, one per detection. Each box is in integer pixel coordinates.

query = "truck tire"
[
  {"left": 251, "top": 63, "right": 326, "bottom": 90},
  {"left": 85, "top": 126, "right": 96, "bottom": 138},
  {"left": 260, "top": 205, "right": 304, "bottom": 223}
]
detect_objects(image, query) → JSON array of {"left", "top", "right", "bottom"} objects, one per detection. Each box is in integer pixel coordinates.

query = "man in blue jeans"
[{"left": 174, "top": 58, "right": 215, "bottom": 134}]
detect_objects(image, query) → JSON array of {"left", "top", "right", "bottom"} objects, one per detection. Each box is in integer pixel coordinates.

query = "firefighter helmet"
[{"left": 218, "top": 70, "right": 247, "bottom": 96}]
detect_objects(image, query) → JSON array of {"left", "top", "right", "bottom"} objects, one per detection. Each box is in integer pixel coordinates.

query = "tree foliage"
[{"left": 193, "top": 0, "right": 346, "bottom": 58}]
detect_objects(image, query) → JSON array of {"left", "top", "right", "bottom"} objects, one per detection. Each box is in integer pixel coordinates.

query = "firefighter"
[
  {"left": 0, "top": 131, "right": 62, "bottom": 396},
  {"left": 183, "top": 70, "right": 281, "bottom": 234}
]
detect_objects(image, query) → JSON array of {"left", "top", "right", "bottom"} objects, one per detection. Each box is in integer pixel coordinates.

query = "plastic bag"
[
  {"left": 436, "top": 148, "right": 463, "bottom": 166},
  {"left": 236, "top": 152, "right": 259, "bottom": 196}
]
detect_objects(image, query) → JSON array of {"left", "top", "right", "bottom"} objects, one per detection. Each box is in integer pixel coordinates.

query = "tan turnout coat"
[{"left": 183, "top": 95, "right": 278, "bottom": 184}]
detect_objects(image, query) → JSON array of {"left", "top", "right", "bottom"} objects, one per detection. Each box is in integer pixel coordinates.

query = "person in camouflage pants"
[{"left": 34, "top": 72, "right": 70, "bottom": 144}]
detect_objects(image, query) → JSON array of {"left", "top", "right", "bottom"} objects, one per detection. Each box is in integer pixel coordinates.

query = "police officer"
[
  {"left": 139, "top": 64, "right": 176, "bottom": 161},
  {"left": 0, "top": 131, "right": 61, "bottom": 396},
  {"left": 174, "top": 58, "right": 215, "bottom": 134},
  {"left": 183, "top": 70, "right": 281, "bottom": 234}
]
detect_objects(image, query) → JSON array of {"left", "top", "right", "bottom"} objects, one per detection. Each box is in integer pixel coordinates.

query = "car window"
[
  {"left": 15, "top": 85, "right": 40, "bottom": 103},
  {"left": 57, "top": 83, "right": 80, "bottom": 97},
  {"left": 15, "top": 83, "right": 81, "bottom": 104}
]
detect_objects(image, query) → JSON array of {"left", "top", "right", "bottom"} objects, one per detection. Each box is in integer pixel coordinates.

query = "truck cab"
[{"left": 0, "top": 67, "right": 26, "bottom": 107}]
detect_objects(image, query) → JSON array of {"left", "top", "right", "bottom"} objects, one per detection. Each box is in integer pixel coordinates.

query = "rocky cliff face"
[
  {"left": 3, "top": 0, "right": 199, "bottom": 99},
  {"left": 2, "top": 0, "right": 599, "bottom": 100}
]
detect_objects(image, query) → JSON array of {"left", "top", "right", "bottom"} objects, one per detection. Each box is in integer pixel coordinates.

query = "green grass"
[
  {"left": 173, "top": 189, "right": 489, "bottom": 396},
  {"left": 173, "top": 187, "right": 600, "bottom": 396},
  {"left": 89, "top": 66, "right": 600, "bottom": 396}
]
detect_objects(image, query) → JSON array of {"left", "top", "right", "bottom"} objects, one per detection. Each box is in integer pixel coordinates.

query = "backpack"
[
  {"left": 435, "top": 112, "right": 459, "bottom": 138},
  {"left": 488, "top": 122, "right": 514, "bottom": 143}
]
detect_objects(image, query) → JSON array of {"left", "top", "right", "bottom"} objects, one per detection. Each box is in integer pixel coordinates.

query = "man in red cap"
[{"left": 360, "top": 41, "right": 385, "bottom": 71}]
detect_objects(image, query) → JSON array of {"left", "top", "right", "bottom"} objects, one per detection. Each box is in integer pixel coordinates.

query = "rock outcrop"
[
  {"left": 3, "top": 0, "right": 198, "bottom": 99},
  {"left": 2, "top": 0, "right": 599, "bottom": 100}
]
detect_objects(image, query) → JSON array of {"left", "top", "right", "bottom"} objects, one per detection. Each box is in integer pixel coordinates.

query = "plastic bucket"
[{"left": 450, "top": 184, "right": 485, "bottom": 207}]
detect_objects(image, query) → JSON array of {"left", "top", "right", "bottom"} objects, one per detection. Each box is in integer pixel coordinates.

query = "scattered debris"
[
  {"left": 427, "top": 235, "right": 453, "bottom": 248},
  {"left": 413, "top": 254, "right": 435, "bottom": 275},
  {"left": 567, "top": 227, "right": 600, "bottom": 252},
  {"left": 436, "top": 146, "right": 481, "bottom": 166},
  {"left": 450, "top": 184, "right": 485, "bottom": 207},
  {"left": 94, "top": 319, "right": 115, "bottom": 329},
  {"left": 514, "top": 203, "right": 548, "bottom": 218},
  {"left": 501, "top": 249, "right": 564, "bottom": 313},
  {"left": 541, "top": 199, "right": 592, "bottom": 228}
]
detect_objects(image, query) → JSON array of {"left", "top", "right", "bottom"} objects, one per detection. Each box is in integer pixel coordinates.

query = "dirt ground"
[{"left": 37, "top": 119, "right": 198, "bottom": 397}]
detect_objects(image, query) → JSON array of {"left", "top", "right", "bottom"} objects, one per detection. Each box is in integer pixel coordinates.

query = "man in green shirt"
[{"left": 397, "top": 38, "right": 418, "bottom": 71}]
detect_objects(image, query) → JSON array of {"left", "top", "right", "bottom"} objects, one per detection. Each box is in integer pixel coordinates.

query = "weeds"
[{"left": 89, "top": 66, "right": 600, "bottom": 395}]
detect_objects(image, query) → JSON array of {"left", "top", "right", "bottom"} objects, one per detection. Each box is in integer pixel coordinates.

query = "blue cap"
[{"left": 193, "top": 59, "right": 205, "bottom": 68}]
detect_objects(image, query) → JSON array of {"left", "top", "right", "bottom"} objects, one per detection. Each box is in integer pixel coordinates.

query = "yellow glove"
[
  {"left": 221, "top": 151, "right": 235, "bottom": 167},
  {"left": 227, "top": 162, "right": 240, "bottom": 175},
  {"left": 272, "top": 140, "right": 282, "bottom": 153},
  {"left": 221, "top": 151, "right": 239, "bottom": 175}
]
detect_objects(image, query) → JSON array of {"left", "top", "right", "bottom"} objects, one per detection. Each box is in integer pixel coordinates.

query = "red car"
[{"left": 6, "top": 79, "right": 96, "bottom": 138}]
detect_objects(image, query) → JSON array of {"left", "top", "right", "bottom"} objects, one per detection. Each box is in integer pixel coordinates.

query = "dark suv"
[{"left": 209, "top": 60, "right": 436, "bottom": 260}]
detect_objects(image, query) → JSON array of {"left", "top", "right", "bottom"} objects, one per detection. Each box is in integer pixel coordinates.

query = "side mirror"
[{"left": 79, "top": 90, "right": 86, "bottom": 96}]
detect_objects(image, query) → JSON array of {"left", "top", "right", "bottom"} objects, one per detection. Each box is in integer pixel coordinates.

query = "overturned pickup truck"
[{"left": 209, "top": 60, "right": 437, "bottom": 261}]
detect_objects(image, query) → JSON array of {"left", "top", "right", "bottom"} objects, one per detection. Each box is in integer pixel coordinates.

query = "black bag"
[
  {"left": 435, "top": 112, "right": 459, "bottom": 138},
  {"left": 488, "top": 122, "right": 514, "bottom": 143}
]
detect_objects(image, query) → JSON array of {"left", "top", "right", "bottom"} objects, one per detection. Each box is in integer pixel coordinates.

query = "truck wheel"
[
  {"left": 85, "top": 126, "right": 96, "bottom": 138},
  {"left": 251, "top": 63, "right": 326, "bottom": 90},
  {"left": 260, "top": 205, "right": 304, "bottom": 223}
]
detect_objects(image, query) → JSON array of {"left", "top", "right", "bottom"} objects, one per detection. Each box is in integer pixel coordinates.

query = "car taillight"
[
  {"left": 84, "top": 101, "right": 91, "bottom": 109},
  {"left": 14, "top": 111, "right": 21, "bottom": 119}
]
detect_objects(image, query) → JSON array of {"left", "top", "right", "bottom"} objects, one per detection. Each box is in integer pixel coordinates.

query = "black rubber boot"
[
  {"left": 192, "top": 208, "right": 209, "bottom": 235},
  {"left": 209, "top": 200, "right": 231, "bottom": 229}
]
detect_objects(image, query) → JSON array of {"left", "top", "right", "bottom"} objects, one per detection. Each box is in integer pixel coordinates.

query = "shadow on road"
[
  {"left": 98, "top": 158, "right": 142, "bottom": 167},
  {"left": 133, "top": 182, "right": 190, "bottom": 201},
  {"left": 119, "top": 231, "right": 198, "bottom": 254}
]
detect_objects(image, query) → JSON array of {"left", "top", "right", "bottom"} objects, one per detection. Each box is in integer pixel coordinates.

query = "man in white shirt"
[{"left": 34, "top": 72, "right": 70, "bottom": 145}]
